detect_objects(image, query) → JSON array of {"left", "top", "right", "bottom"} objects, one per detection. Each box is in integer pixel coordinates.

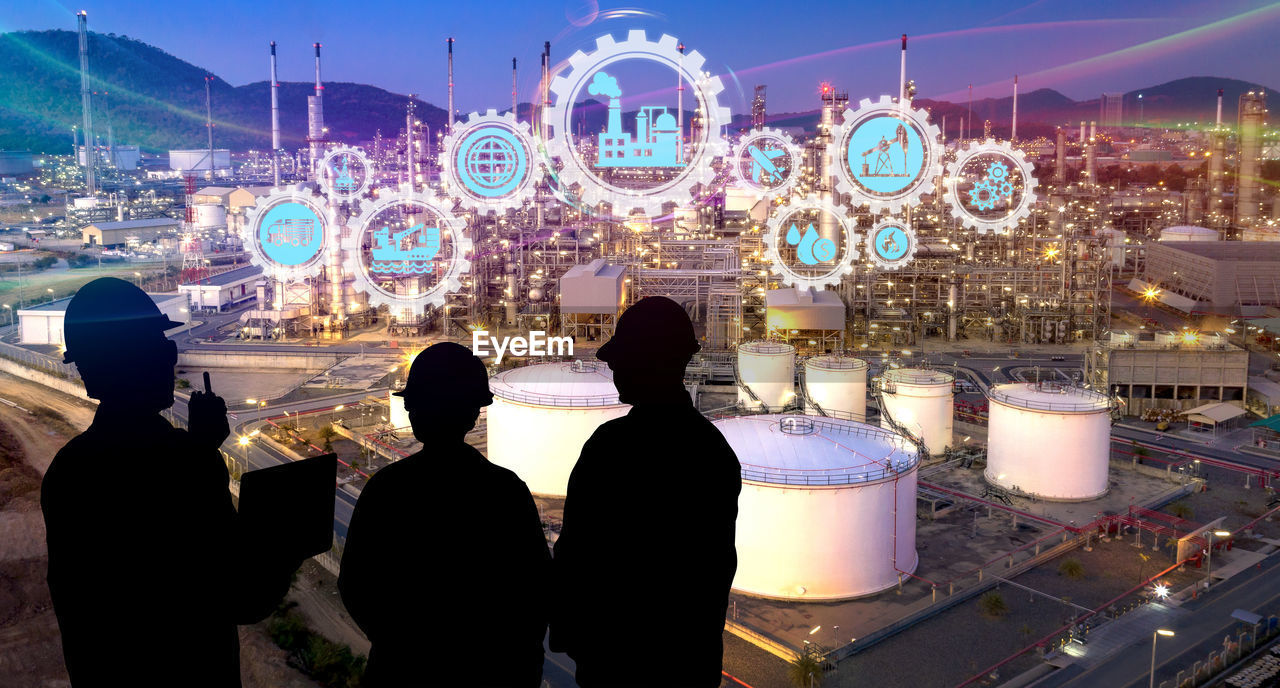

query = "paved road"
[{"left": 1047, "top": 551, "right": 1280, "bottom": 688}]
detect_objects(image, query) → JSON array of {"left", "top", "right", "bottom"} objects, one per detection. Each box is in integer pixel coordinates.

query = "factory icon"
[{"left": 589, "top": 71, "right": 684, "bottom": 168}]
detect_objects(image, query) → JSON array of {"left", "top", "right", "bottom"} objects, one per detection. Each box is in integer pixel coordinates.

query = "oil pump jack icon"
[{"left": 860, "top": 123, "right": 910, "bottom": 178}]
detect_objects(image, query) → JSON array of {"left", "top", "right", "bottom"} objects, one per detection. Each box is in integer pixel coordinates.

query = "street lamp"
[
  {"left": 2, "top": 303, "right": 10, "bottom": 327},
  {"left": 134, "top": 271, "right": 142, "bottom": 287},
  {"left": 1149, "top": 628, "right": 1174, "bottom": 688},
  {"left": 1205, "top": 530, "right": 1231, "bottom": 588}
]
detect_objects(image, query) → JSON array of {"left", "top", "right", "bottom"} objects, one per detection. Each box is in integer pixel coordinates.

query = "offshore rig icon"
[
  {"left": 589, "top": 71, "right": 684, "bottom": 168},
  {"left": 859, "top": 123, "right": 911, "bottom": 178},
  {"left": 331, "top": 157, "right": 358, "bottom": 193},
  {"left": 370, "top": 223, "right": 440, "bottom": 275}
]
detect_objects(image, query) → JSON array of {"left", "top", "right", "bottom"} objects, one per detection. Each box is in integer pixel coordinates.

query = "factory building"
[
  {"left": 1086, "top": 330, "right": 1249, "bottom": 417},
  {"left": 179, "top": 265, "right": 263, "bottom": 312},
  {"left": 81, "top": 217, "right": 182, "bottom": 247},
  {"left": 18, "top": 293, "right": 187, "bottom": 346},
  {"left": 1135, "top": 242, "right": 1280, "bottom": 314},
  {"left": 0, "top": 151, "right": 35, "bottom": 176}
]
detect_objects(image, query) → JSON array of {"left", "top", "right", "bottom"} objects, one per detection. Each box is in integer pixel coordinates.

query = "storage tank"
[
  {"left": 738, "top": 341, "right": 795, "bottom": 410},
  {"left": 985, "top": 383, "right": 1112, "bottom": 501},
  {"left": 194, "top": 203, "right": 226, "bottom": 228},
  {"left": 486, "top": 360, "right": 630, "bottom": 495},
  {"left": 715, "top": 414, "right": 919, "bottom": 600},
  {"left": 879, "top": 368, "right": 953, "bottom": 456},
  {"left": 804, "top": 356, "right": 868, "bottom": 421},
  {"left": 1158, "top": 225, "right": 1218, "bottom": 242},
  {"left": 388, "top": 390, "right": 410, "bottom": 430}
]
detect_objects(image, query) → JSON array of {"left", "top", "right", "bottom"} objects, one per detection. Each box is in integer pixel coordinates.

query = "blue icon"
[
  {"left": 746, "top": 144, "right": 786, "bottom": 184},
  {"left": 846, "top": 115, "right": 925, "bottom": 194},
  {"left": 259, "top": 202, "right": 323, "bottom": 266},
  {"left": 370, "top": 223, "right": 441, "bottom": 275},
  {"left": 454, "top": 126, "right": 528, "bottom": 197},
  {"left": 786, "top": 223, "right": 837, "bottom": 265},
  {"left": 331, "top": 156, "right": 358, "bottom": 193},
  {"left": 589, "top": 71, "right": 684, "bottom": 168},
  {"left": 967, "top": 160, "right": 1015, "bottom": 211},
  {"left": 874, "top": 225, "right": 910, "bottom": 261}
]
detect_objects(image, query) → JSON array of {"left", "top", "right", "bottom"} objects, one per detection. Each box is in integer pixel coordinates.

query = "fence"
[
  {"left": 1160, "top": 617, "right": 1280, "bottom": 688},
  {"left": 0, "top": 339, "right": 80, "bottom": 380}
]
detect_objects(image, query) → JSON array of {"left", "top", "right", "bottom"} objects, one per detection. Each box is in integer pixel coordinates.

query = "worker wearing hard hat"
[
  {"left": 552, "top": 296, "right": 742, "bottom": 687},
  {"left": 41, "top": 277, "right": 299, "bottom": 685},
  {"left": 339, "top": 342, "right": 550, "bottom": 687}
]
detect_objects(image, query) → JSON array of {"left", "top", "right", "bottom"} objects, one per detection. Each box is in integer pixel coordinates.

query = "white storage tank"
[
  {"left": 985, "top": 383, "right": 1112, "bottom": 501},
  {"left": 486, "top": 361, "right": 630, "bottom": 496},
  {"left": 804, "top": 356, "right": 868, "bottom": 421},
  {"left": 715, "top": 414, "right": 919, "bottom": 600},
  {"left": 1158, "top": 225, "right": 1218, "bottom": 242},
  {"left": 388, "top": 390, "right": 410, "bottom": 430},
  {"left": 879, "top": 368, "right": 954, "bottom": 456},
  {"left": 738, "top": 341, "right": 795, "bottom": 410},
  {"left": 195, "top": 203, "right": 227, "bottom": 228}
]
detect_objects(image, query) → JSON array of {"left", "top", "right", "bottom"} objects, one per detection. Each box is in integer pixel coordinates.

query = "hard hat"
[
  {"left": 394, "top": 341, "right": 494, "bottom": 407},
  {"left": 62, "top": 277, "right": 183, "bottom": 364},
  {"left": 596, "top": 296, "right": 700, "bottom": 364}
]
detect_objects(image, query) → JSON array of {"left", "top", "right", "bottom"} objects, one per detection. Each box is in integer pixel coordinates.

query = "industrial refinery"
[{"left": 3, "top": 4, "right": 1280, "bottom": 688}]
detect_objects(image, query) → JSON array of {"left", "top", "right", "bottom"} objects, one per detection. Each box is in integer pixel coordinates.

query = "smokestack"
[
  {"left": 1237, "top": 91, "right": 1266, "bottom": 227},
  {"left": 1089, "top": 120, "right": 1096, "bottom": 140},
  {"left": 677, "top": 43, "right": 685, "bottom": 164},
  {"left": 314, "top": 43, "right": 322, "bottom": 94},
  {"left": 270, "top": 42, "right": 280, "bottom": 187},
  {"left": 308, "top": 43, "right": 326, "bottom": 175},
  {"left": 1011, "top": 75, "right": 1018, "bottom": 142},
  {"left": 204, "top": 75, "right": 214, "bottom": 177},
  {"left": 77, "top": 11, "right": 96, "bottom": 196},
  {"left": 1216, "top": 88, "right": 1224, "bottom": 126},
  {"left": 899, "top": 34, "right": 907, "bottom": 112},
  {"left": 541, "top": 41, "right": 551, "bottom": 143},
  {"left": 1055, "top": 128, "right": 1065, "bottom": 184},
  {"left": 512, "top": 57, "right": 518, "bottom": 117},
  {"left": 447, "top": 38, "right": 455, "bottom": 134},
  {"left": 966, "top": 84, "right": 972, "bottom": 140}
]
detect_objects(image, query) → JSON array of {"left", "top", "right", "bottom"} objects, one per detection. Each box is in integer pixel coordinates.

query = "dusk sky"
[{"left": 3, "top": 0, "right": 1278, "bottom": 114}]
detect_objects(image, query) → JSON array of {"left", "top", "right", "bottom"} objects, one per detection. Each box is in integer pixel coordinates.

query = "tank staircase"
[
  {"left": 732, "top": 361, "right": 803, "bottom": 415},
  {"left": 872, "top": 377, "right": 930, "bottom": 462}
]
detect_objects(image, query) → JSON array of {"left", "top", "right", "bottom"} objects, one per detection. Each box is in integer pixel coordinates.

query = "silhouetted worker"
[
  {"left": 339, "top": 342, "right": 550, "bottom": 687},
  {"left": 551, "top": 296, "right": 741, "bottom": 687},
  {"left": 41, "top": 277, "right": 300, "bottom": 686}
]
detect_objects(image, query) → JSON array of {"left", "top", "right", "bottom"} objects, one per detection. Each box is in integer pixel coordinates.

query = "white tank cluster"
[
  {"left": 803, "top": 355, "right": 868, "bottom": 421},
  {"left": 737, "top": 341, "right": 795, "bottom": 410},
  {"left": 985, "top": 382, "right": 1112, "bottom": 501},
  {"left": 879, "top": 368, "right": 954, "bottom": 456},
  {"left": 715, "top": 414, "right": 919, "bottom": 600},
  {"left": 486, "top": 360, "right": 630, "bottom": 496}
]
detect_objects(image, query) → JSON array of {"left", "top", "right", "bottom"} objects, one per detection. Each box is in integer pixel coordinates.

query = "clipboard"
[{"left": 238, "top": 454, "right": 337, "bottom": 559}]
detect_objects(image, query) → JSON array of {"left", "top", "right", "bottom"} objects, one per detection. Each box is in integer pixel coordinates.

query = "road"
[{"left": 1047, "top": 551, "right": 1280, "bottom": 688}]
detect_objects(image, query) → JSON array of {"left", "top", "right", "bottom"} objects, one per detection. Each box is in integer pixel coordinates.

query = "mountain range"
[{"left": 0, "top": 29, "right": 1272, "bottom": 155}]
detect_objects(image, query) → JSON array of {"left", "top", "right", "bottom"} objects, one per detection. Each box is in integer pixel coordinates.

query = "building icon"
[{"left": 590, "top": 71, "right": 684, "bottom": 168}]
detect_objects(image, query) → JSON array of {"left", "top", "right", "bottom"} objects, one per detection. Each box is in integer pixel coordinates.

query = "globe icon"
[{"left": 463, "top": 134, "right": 521, "bottom": 191}]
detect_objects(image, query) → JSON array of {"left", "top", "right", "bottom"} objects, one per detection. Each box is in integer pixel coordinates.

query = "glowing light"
[
  {"left": 238, "top": 436, "right": 251, "bottom": 447},
  {"left": 1153, "top": 583, "right": 1170, "bottom": 599},
  {"left": 1181, "top": 331, "right": 1199, "bottom": 345}
]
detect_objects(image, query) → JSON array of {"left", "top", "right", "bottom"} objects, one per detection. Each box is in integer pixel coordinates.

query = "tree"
[
  {"left": 1168, "top": 501, "right": 1194, "bottom": 519},
  {"left": 788, "top": 650, "right": 824, "bottom": 688},
  {"left": 318, "top": 424, "right": 337, "bottom": 452},
  {"left": 1058, "top": 558, "right": 1085, "bottom": 580},
  {"left": 979, "top": 591, "right": 1009, "bottom": 618}
]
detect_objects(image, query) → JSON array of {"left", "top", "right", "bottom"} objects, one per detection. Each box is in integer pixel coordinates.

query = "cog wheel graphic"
[
  {"left": 243, "top": 187, "right": 331, "bottom": 281},
  {"left": 986, "top": 161, "right": 1009, "bottom": 181},
  {"left": 543, "top": 30, "right": 731, "bottom": 218},
  {"left": 944, "top": 139, "right": 1040, "bottom": 235},
  {"left": 763, "top": 196, "right": 858, "bottom": 290},
  {"left": 968, "top": 180, "right": 997, "bottom": 211},
  {"left": 730, "top": 127, "right": 803, "bottom": 201},
  {"left": 441, "top": 109, "right": 543, "bottom": 214},
  {"left": 315, "top": 145, "right": 374, "bottom": 200},
  {"left": 342, "top": 186, "right": 472, "bottom": 312},
  {"left": 829, "top": 95, "right": 943, "bottom": 214},
  {"left": 865, "top": 218, "right": 918, "bottom": 271}
]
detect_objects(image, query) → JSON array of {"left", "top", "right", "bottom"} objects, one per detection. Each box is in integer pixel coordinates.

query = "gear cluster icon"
[
  {"left": 944, "top": 139, "right": 1039, "bottom": 235},
  {"left": 441, "top": 110, "right": 543, "bottom": 213},
  {"left": 829, "top": 96, "right": 943, "bottom": 215},
  {"left": 543, "top": 30, "right": 731, "bottom": 218},
  {"left": 342, "top": 187, "right": 472, "bottom": 311},
  {"left": 242, "top": 187, "right": 331, "bottom": 280},
  {"left": 730, "top": 127, "right": 802, "bottom": 201},
  {"left": 763, "top": 196, "right": 858, "bottom": 290}
]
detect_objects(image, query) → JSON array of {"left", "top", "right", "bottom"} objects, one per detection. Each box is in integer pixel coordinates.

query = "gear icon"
[
  {"left": 985, "top": 161, "right": 1009, "bottom": 181},
  {"left": 865, "top": 219, "right": 918, "bottom": 271},
  {"left": 242, "top": 187, "right": 331, "bottom": 280},
  {"left": 440, "top": 109, "right": 543, "bottom": 214},
  {"left": 944, "top": 139, "right": 1039, "bottom": 234},
  {"left": 543, "top": 30, "right": 731, "bottom": 218},
  {"left": 829, "top": 95, "right": 943, "bottom": 214},
  {"left": 968, "top": 180, "right": 997, "bottom": 211},
  {"left": 730, "top": 127, "right": 802, "bottom": 201},
  {"left": 315, "top": 145, "right": 374, "bottom": 200},
  {"left": 763, "top": 196, "right": 858, "bottom": 290},
  {"left": 342, "top": 185, "right": 472, "bottom": 312}
]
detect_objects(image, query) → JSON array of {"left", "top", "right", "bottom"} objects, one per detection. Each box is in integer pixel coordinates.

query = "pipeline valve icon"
[
  {"left": 786, "top": 223, "right": 836, "bottom": 265},
  {"left": 370, "top": 223, "right": 441, "bottom": 275}
]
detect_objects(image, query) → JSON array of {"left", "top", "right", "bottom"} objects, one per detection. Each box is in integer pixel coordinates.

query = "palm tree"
[
  {"left": 1058, "top": 558, "right": 1085, "bottom": 579},
  {"left": 980, "top": 591, "right": 1009, "bottom": 618},
  {"left": 788, "top": 651, "right": 824, "bottom": 687},
  {"left": 318, "top": 424, "right": 338, "bottom": 452}
]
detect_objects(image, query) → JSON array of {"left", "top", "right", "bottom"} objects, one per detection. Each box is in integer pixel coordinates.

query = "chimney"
[
  {"left": 1011, "top": 75, "right": 1018, "bottom": 142},
  {"left": 677, "top": 43, "right": 685, "bottom": 164},
  {"left": 512, "top": 57, "right": 518, "bottom": 117},
  {"left": 270, "top": 41, "right": 280, "bottom": 187},
  {"left": 447, "top": 38, "right": 455, "bottom": 134},
  {"left": 899, "top": 34, "right": 907, "bottom": 112},
  {"left": 77, "top": 11, "right": 96, "bottom": 196},
  {"left": 1216, "top": 87, "right": 1224, "bottom": 126},
  {"left": 1055, "top": 128, "right": 1065, "bottom": 184}
]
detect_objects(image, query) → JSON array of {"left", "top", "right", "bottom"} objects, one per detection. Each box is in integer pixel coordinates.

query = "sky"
[{"left": 2, "top": 0, "right": 1278, "bottom": 115}]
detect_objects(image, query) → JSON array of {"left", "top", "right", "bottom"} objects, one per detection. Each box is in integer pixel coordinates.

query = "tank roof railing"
[
  {"left": 739, "top": 341, "right": 794, "bottom": 355},
  {"left": 884, "top": 368, "right": 953, "bottom": 386},
  {"left": 806, "top": 355, "right": 868, "bottom": 370},
  {"left": 987, "top": 384, "right": 1111, "bottom": 413},
  {"left": 489, "top": 387, "right": 624, "bottom": 408}
]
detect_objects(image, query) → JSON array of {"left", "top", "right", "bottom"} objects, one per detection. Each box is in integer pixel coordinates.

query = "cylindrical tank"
[
  {"left": 879, "top": 368, "right": 953, "bottom": 455},
  {"left": 1159, "top": 225, "right": 1218, "bottom": 242},
  {"left": 985, "top": 383, "right": 1112, "bottom": 501},
  {"left": 388, "top": 390, "right": 410, "bottom": 430},
  {"left": 486, "top": 361, "right": 630, "bottom": 496},
  {"left": 804, "top": 356, "right": 867, "bottom": 421},
  {"left": 738, "top": 341, "right": 795, "bottom": 410},
  {"left": 715, "top": 414, "right": 919, "bottom": 600},
  {"left": 195, "top": 203, "right": 226, "bottom": 228}
]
